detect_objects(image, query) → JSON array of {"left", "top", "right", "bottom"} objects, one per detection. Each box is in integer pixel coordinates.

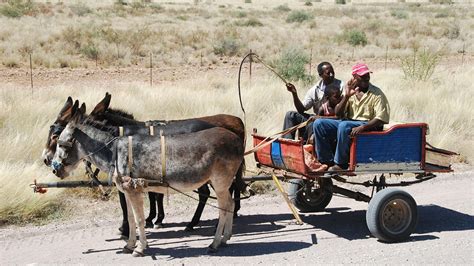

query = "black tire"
[
  {"left": 288, "top": 179, "right": 333, "bottom": 212},
  {"left": 366, "top": 188, "right": 418, "bottom": 242}
]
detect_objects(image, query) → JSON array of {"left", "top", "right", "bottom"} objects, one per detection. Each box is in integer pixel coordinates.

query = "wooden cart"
[{"left": 251, "top": 122, "right": 455, "bottom": 242}]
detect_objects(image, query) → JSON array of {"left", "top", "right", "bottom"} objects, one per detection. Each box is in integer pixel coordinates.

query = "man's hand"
[
  {"left": 350, "top": 125, "right": 366, "bottom": 137},
  {"left": 286, "top": 83, "right": 297, "bottom": 94},
  {"left": 345, "top": 78, "right": 359, "bottom": 97}
]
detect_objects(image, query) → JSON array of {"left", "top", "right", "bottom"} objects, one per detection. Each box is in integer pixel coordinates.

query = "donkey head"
[
  {"left": 51, "top": 102, "right": 87, "bottom": 179},
  {"left": 42, "top": 97, "right": 79, "bottom": 167}
]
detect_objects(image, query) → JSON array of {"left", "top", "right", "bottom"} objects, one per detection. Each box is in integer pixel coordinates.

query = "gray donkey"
[{"left": 51, "top": 103, "right": 244, "bottom": 256}]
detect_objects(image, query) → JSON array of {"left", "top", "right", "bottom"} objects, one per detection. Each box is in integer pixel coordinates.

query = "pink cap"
[{"left": 351, "top": 63, "right": 371, "bottom": 76}]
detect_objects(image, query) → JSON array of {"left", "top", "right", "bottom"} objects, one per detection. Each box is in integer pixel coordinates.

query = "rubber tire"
[
  {"left": 366, "top": 188, "right": 418, "bottom": 242},
  {"left": 288, "top": 179, "right": 333, "bottom": 212}
]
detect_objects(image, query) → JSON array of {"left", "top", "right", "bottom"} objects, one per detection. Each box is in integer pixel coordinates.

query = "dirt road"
[{"left": 1, "top": 166, "right": 473, "bottom": 264}]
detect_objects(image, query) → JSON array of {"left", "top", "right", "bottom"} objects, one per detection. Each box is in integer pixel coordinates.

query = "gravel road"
[{"left": 1, "top": 165, "right": 473, "bottom": 265}]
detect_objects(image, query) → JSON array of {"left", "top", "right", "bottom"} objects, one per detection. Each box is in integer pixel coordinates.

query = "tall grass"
[{"left": 0, "top": 63, "right": 473, "bottom": 224}]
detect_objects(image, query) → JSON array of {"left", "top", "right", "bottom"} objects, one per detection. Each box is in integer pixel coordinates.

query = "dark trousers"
[{"left": 283, "top": 111, "right": 313, "bottom": 141}]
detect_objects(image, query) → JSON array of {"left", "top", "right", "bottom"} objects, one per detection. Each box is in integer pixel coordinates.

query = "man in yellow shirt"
[{"left": 312, "top": 63, "right": 390, "bottom": 171}]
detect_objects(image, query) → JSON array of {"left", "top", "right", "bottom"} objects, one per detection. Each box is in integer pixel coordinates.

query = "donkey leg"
[
  {"left": 185, "top": 184, "right": 210, "bottom": 231},
  {"left": 119, "top": 191, "right": 129, "bottom": 238},
  {"left": 221, "top": 189, "right": 235, "bottom": 245},
  {"left": 123, "top": 192, "right": 137, "bottom": 253},
  {"left": 145, "top": 192, "right": 156, "bottom": 228},
  {"left": 231, "top": 183, "right": 241, "bottom": 218},
  {"left": 208, "top": 188, "right": 233, "bottom": 252},
  {"left": 154, "top": 193, "right": 165, "bottom": 228},
  {"left": 128, "top": 192, "right": 148, "bottom": 257}
]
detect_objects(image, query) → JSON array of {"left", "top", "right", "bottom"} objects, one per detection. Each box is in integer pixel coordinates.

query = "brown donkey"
[{"left": 51, "top": 103, "right": 244, "bottom": 257}]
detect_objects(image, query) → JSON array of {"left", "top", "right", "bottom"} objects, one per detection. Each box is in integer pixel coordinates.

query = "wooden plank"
[{"left": 426, "top": 148, "right": 455, "bottom": 168}]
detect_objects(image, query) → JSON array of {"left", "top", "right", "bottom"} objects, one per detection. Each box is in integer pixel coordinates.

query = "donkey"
[
  {"left": 88, "top": 93, "right": 246, "bottom": 232},
  {"left": 51, "top": 103, "right": 243, "bottom": 256},
  {"left": 42, "top": 94, "right": 246, "bottom": 235}
]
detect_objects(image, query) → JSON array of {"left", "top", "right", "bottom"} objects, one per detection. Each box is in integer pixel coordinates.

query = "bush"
[
  {"left": 400, "top": 49, "right": 440, "bottom": 81},
  {"left": 273, "top": 47, "right": 313, "bottom": 83},
  {"left": 235, "top": 18, "right": 263, "bottom": 27},
  {"left": 3, "top": 57, "right": 20, "bottom": 68},
  {"left": 443, "top": 24, "right": 460, "bottom": 40},
  {"left": 391, "top": 9, "right": 408, "bottom": 19},
  {"left": 336, "top": 0, "right": 346, "bottom": 4},
  {"left": 341, "top": 29, "right": 368, "bottom": 46},
  {"left": 80, "top": 43, "right": 99, "bottom": 60},
  {"left": 274, "top": 4, "right": 291, "bottom": 12},
  {"left": 0, "top": 0, "right": 36, "bottom": 18},
  {"left": 304, "top": 1, "right": 313, "bottom": 6},
  {"left": 213, "top": 37, "right": 241, "bottom": 56},
  {"left": 286, "top": 10, "right": 313, "bottom": 23}
]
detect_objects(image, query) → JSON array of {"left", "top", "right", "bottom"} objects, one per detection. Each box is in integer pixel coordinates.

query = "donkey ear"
[
  {"left": 71, "top": 102, "right": 85, "bottom": 123},
  {"left": 79, "top": 103, "right": 86, "bottom": 115},
  {"left": 90, "top": 93, "right": 111, "bottom": 115},
  {"left": 59, "top": 97, "right": 73, "bottom": 115},
  {"left": 57, "top": 98, "right": 78, "bottom": 123}
]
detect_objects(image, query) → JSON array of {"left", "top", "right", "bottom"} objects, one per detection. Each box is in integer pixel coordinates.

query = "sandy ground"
[{"left": 1, "top": 164, "right": 473, "bottom": 265}]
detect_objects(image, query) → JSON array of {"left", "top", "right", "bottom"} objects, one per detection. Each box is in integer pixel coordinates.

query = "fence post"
[
  {"left": 150, "top": 52, "right": 153, "bottom": 87},
  {"left": 29, "top": 53, "right": 33, "bottom": 95}
]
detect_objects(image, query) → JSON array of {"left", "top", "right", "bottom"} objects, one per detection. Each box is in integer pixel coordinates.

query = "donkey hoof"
[
  {"left": 145, "top": 221, "right": 153, "bottom": 228},
  {"left": 122, "top": 246, "right": 134, "bottom": 254},
  {"left": 153, "top": 223, "right": 164, "bottom": 229},
  {"left": 132, "top": 250, "right": 145, "bottom": 257},
  {"left": 207, "top": 245, "right": 218, "bottom": 254},
  {"left": 184, "top": 226, "right": 194, "bottom": 232}
]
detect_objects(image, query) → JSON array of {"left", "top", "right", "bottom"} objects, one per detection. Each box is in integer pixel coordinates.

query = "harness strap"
[
  {"left": 160, "top": 130, "right": 166, "bottom": 178},
  {"left": 119, "top": 126, "right": 124, "bottom": 137},
  {"left": 128, "top": 136, "right": 133, "bottom": 177},
  {"left": 149, "top": 126, "right": 155, "bottom": 136}
]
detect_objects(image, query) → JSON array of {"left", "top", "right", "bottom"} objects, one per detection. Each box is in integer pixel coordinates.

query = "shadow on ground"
[{"left": 90, "top": 204, "right": 472, "bottom": 258}]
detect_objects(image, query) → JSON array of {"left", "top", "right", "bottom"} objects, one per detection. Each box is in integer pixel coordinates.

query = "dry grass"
[{"left": 0, "top": 1, "right": 472, "bottom": 68}]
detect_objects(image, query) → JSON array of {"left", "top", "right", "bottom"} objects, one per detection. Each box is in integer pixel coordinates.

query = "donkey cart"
[{"left": 248, "top": 122, "right": 455, "bottom": 243}]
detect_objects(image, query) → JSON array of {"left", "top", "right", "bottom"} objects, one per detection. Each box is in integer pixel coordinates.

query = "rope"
[{"left": 167, "top": 185, "right": 234, "bottom": 214}]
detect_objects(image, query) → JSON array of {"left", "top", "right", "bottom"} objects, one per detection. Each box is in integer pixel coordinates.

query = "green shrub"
[
  {"left": 304, "top": 1, "right": 313, "bottom": 6},
  {"left": 400, "top": 49, "right": 440, "bottom": 81},
  {"left": 273, "top": 47, "right": 313, "bottom": 83},
  {"left": 336, "top": 0, "right": 346, "bottom": 4},
  {"left": 80, "top": 43, "right": 99, "bottom": 60},
  {"left": 274, "top": 4, "right": 291, "bottom": 12},
  {"left": 235, "top": 18, "right": 263, "bottom": 27},
  {"left": 342, "top": 29, "right": 368, "bottom": 46},
  {"left": 286, "top": 10, "right": 313, "bottom": 23},
  {"left": 0, "top": 0, "right": 36, "bottom": 18},
  {"left": 213, "top": 37, "right": 241, "bottom": 56},
  {"left": 391, "top": 9, "right": 408, "bottom": 19},
  {"left": 244, "top": 0, "right": 252, "bottom": 3}
]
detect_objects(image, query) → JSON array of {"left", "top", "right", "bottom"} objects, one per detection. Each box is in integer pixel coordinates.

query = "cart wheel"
[
  {"left": 288, "top": 179, "right": 332, "bottom": 212},
  {"left": 366, "top": 188, "right": 418, "bottom": 242}
]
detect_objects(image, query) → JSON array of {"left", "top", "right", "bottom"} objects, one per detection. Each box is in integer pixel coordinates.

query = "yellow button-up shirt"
[{"left": 344, "top": 84, "right": 390, "bottom": 123}]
